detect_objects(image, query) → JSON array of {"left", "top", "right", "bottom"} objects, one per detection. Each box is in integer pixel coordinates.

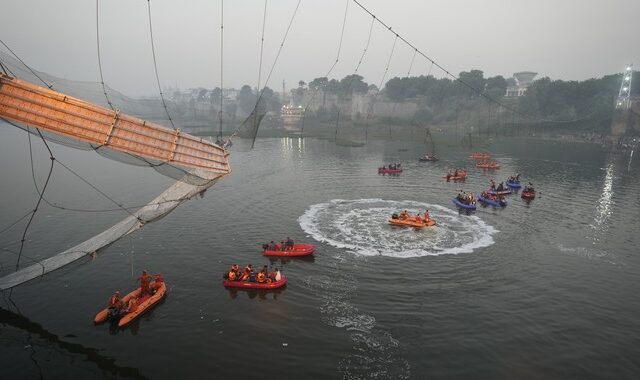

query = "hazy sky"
[{"left": 2, "top": 0, "right": 639, "bottom": 96}]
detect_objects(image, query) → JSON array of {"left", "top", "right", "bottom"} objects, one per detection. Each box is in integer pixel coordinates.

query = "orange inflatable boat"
[
  {"left": 94, "top": 281, "right": 167, "bottom": 327},
  {"left": 263, "top": 243, "right": 315, "bottom": 257},
  {"left": 224, "top": 275, "right": 287, "bottom": 289},
  {"left": 389, "top": 216, "right": 436, "bottom": 228},
  {"left": 444, "top": 170, "right": 467, "bottom": 181},
  {"left": 470, "top": 152, "right": 491, "bottom": 160},
  {"left": 476, "top": 161, "right": 500, "bottom": 169}
]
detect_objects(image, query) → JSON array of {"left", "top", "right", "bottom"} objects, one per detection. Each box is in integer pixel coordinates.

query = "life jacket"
[
  {"left": 274, "top": 243, "right": 282, "bottom": 251},
  {"left": 139, "top": 274, "right": 151, "bottom": 288},
  {"left": 257, "top": 272, "right": 266, "bottom": 283},
  {"left": 108, "top": 294, "right": 120, "bottom": 307},
  {"left": 228, "top": 271, "right": 237, "bottom": 281}
]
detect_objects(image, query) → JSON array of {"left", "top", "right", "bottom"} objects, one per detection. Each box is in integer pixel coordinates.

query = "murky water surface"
[{"left": 1, "top": 126, "right": 639, "bottom": 379}]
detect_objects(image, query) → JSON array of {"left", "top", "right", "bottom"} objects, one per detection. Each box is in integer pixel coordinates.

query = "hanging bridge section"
[
  {"left": 0, "top": 73, "right": 233, "bottom": 290},
  {"left": 0, "top": 73, "right": 230, "bottom": 177}
]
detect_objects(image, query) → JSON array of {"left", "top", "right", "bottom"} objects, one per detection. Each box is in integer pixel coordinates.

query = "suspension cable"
[
  {"left": 301, "top": 0, "right": 349, "bottom": 134},
  {"left": 364, "top": 33, "right": 398, "bottom": 125},
  {"left": 0, "top": 38, "right": 52, "bottom": 89},
  {"left": 218, "top": 0, "right": 224, "bottom": 139},
  {"left": 146, "top": 0, "right": 175, "bottom": 129},
  {"left": 95, "top": 0, "right": 114, "bottom": 110},
  {"left": 350, "top": 0, "right": 547, "bottom": 123},
  {"left": 15, "top": 129, "right": 54, "bottom": 271},
  {"left": 407, "top": 48, "right": 417, "bottom": 77},
  {"left": 385, "top": 46, "right": 418, "bottom": 133},
  {"left": 0, "top": 58, "right": 16, "bottom": 77},
  {"left": 54, "top": 159, "right": 141, "bottom": 220},
  {"left": 256, "top": 0, "right": 267, "bottom": 92},
  {"left": 0, "top": 212, "right": 32, "bottom": 236},
  {"left": 229, "top": 0, "right": 302, "bottom": 143}
]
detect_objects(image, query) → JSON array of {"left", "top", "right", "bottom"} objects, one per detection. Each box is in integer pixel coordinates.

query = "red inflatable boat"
[
  {"left": 378, "top": 168, "right": 403, "bottom": 174},
  {"left": 223, "top": 275, "right": 287, "bottom": 289},
  {"left": 263, "top": 243, "right": 316, "bottom": 257}
]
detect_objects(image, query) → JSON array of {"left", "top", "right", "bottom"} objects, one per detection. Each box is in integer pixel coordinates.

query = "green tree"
[
  {"left": 210, "top": 87, "right": 221, "bottom": 105},
  {"left": 237, "top": 85, "right": 256, "bottom": 113},
  {"left": 309, "top": 77, "right": 328, "bottom": 91}
]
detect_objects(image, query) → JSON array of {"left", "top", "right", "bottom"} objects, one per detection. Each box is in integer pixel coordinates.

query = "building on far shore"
[{"left": 505, "top": 71, "right": 537, "bottom": 97}]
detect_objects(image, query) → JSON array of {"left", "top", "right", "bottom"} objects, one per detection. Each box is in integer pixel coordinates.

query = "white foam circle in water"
[{"left": 299, "top": 199, "right": 497, "bottom": 257}]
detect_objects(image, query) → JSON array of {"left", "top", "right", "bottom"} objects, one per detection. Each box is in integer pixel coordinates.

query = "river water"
[{"left": 1, "top": 125, "right": 639, "bottom": 379}]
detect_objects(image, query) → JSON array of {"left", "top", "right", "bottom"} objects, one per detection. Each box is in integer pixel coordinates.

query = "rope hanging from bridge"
[
  {"left": 331, "top": 14, "right": 375, "bottom": 137},
  {"left": 256, "top": 0, "right": 268, "bottom": 93},
  {"left": 363, "top": 33, "right": 399, "bottom": 138},
  {"left": 228, "top": 0, "right": 302, "bottom": 148},
  {"left": 95, "top": 0, "right": 114, "bottom": 111},
  {"left": 384, "top": 47, "right": 419, "bottom": 137},
  {"left": 218, "top": 0, "right": 225, "bottom": 140},
  {"left": 301, "top": 0, "right": 349, "bottom": 135},
  {"left": 349, "top": 0, "right": 531, "bottom": 123},
  {"left": 145, "top": 0, "right": 175, "bottom": 129}
]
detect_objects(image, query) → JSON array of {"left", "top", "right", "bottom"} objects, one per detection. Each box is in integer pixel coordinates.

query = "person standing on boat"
[
  {"left": 424, "top": 210, "right": 431, "bottom": 222},
  {"left": 138, "top": 270, "right": 152, "bottom": 296},
  {"left": 285, "top": 237, "right": 295, "bottom": 251}
]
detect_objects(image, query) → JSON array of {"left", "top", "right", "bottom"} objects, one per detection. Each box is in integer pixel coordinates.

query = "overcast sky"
[{"left": 2, "top": 0, "right": 639, "bottom": 96}]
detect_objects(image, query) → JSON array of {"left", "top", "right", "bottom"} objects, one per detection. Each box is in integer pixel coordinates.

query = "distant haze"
[{"left": 2, "top": 0, "right": 639, "bottom": 96}]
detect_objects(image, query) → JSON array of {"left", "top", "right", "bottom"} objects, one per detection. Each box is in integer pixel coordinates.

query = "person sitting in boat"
[
  {"left": 274, "top": 241, "right": 283, "bottom": 251},
  {"left": 457, "top": 191, "right": 465, "bottom": 201},
  {"left": 468, "top": 194, "right": 476, "bottom": 204},
  {"left": 279, "top": 241, "right": 286, "bottom": 251},
  {"left": 453, "top": 169, "right": 459, "bottom": 177},
  {"left": 285, "top": 237, "right": 295, "bottom": 251},
  {"left": 138, "top": 270, "right": 152, "bottom": 296},
  {"left": 400, "top": 210, "right": 409, "bottom": 219},
  {"left": 497, "top": 182, "right": 504, "bottom": 192},
  {"left": 226, "top": 265, "right": 239, "bottom": 281},
  {"left": 445, "top": 171, "right": 452, "bottom": 180},
  {"left": 151, "top": 273, "right": 165, "bottom": 291},
  {"left": 275, "top": 268, "right": 282, "bottom": 282},
  {"left": 241, "top": 264, "right": 253, "bottom": 281},
  {"left": 267, "top": 241, "right": 276, "bottom": 251},
  {"left": 124, "top": 297, "right": 137, "bottom": 314},
  {"left": 108, "top": 291, "right": 123, "bottom": 310},
  {"left": 257, "top": 271, "right": 268, "bottom": 283}
]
